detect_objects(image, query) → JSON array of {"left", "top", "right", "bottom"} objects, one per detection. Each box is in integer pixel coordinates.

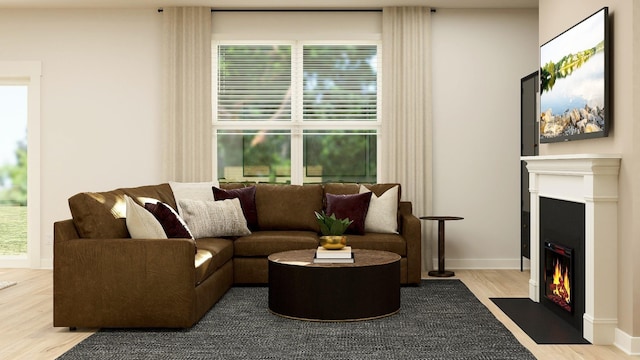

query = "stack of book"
[{"left": 313, "top": 246, "right": 354, "bottom": 263}]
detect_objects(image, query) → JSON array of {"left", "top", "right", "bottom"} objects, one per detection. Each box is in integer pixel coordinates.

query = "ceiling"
[{"left": 0, "top": 0, "right": 538, "bottom": 10}]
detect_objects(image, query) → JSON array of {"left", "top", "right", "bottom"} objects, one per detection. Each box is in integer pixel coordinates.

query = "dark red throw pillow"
[
  {"left": 144, "top": 202, "right": 193, "bottom": 239},
  {"left": 212, "top": 186, "right": 258, "bottom": 230},
  {"left": 325, "top": 192, "right": 373, "bottom": 235}
]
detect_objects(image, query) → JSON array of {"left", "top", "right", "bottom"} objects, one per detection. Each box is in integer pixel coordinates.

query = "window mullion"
[{"left": 290, "top": 42, "right": 304, "bottom": 185}]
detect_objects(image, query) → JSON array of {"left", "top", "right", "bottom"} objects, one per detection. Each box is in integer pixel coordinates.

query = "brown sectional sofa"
[{"left": 53, "top": 182, "right": 421, "bottom": 329}]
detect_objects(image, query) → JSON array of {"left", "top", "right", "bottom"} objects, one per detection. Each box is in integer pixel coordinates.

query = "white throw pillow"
[
  {"left": 359, "top": 185, "right": 399, "bottom": 234},
  {"left": 179, "top": 198, "right": 251, "bottom": 238},
  {"left": 125, "top": 195, "right": 167, "bottom": 239},
  {"left": 169, "top": 181, "right": 220, "bottom": 216}
]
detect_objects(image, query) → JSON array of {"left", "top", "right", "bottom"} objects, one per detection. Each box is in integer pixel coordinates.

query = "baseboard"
[
  {"left": 615, "top": 328, "right": 640, "bottom": 355},
  {"left": 40, "top": 257, "right": 53, "bottom": 269},
  {"left": 0, "top": 256, "right": 29, "bottom": 268},
  {"left": 430, "top": 257, "right": 531, "bottom": 270},
  {"left": 0, "top": 256, "right": 52, "bottom": 269}
]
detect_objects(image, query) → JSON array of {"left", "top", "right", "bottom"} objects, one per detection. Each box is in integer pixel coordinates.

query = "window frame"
[{"left": 212, "top": 40, "right": 382, "bottom": 185}]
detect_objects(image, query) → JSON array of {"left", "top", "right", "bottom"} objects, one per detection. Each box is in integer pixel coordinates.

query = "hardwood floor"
[
  {"left": 455, "top": 270, "right": 635, "bottom": 360},
  {"left": 0, "top": 268, "right": 635, "bottom": 359}
]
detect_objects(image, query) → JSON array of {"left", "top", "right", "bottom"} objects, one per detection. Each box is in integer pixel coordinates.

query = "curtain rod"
[{"left": 157, "top": 8, "right": 389, "bottom": 13}]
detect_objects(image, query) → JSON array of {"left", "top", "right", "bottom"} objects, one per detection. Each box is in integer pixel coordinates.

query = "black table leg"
[{"left": 428, "top": 219, "right": 455, "bottom": 277}]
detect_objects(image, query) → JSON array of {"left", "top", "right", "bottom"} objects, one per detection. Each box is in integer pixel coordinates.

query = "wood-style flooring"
[{"left": 0, "top": 268, "right": 635, "bottom": 359}]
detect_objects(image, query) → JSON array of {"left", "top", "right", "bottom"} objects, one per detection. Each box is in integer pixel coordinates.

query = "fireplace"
[
  {"left": 522, "top": 154, "right": 620, "bottom": 344},
  {"left": 539, "top": 196, "right": 585, "bottom": 332}
]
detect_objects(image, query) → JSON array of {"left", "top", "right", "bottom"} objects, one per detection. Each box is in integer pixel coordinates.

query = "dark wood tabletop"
[
  {"left": 420, "top": 216, "right": 464, "bottom": 221},
  {"left": 268, "top": 248, "right": 400, "bottom": 268}
]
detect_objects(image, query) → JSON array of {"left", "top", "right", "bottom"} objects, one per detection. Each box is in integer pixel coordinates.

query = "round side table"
[{"left": 420, "top": 216, "right": 464, "bottom": 277}]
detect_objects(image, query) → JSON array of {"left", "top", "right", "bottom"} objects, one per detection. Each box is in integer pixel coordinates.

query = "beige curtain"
[
  {"left": 162, "top": 7, "right": 212, "bottom": 182},
  {"left": 382, "top": 7, "right": 433, "bottom": 274}
]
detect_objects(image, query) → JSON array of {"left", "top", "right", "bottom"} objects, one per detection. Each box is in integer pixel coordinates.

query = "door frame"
[{"left": 0, "top": 61, "right": 42, "bottom": 268}]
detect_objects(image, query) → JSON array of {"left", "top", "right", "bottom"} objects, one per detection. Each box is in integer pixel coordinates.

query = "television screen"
[{"left": 539, "top": 7, "right": 609, "bottom": 143}]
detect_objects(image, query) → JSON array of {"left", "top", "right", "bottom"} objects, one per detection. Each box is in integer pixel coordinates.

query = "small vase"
[{"left": 319, "top": 235, "right": 347, "bottom": 250}]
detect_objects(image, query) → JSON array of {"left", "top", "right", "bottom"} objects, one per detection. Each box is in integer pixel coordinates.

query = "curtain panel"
[
  {"left": 382, "top": 7, "right": 433, "bottom": 273},
  {"left": 162, "top": 7, "right": 212, "bottom": 182}
]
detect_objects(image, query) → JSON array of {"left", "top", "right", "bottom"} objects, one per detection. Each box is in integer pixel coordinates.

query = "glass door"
[{"left": 0, "top": 85, "right": 28, "bottom": 260}]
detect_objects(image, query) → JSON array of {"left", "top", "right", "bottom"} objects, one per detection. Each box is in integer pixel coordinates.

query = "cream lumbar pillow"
[
  {"left": 178, "top": 198, "right": 251, "bottom": 238},
  {"left": 124, "top": 195, "right": 167, "bottom": 239},
  {"left": 169, "top": 181, "right": 220, "bottom": 216},
  {"left": 359, "top": 185, "right": 399, "bottom": 234}
]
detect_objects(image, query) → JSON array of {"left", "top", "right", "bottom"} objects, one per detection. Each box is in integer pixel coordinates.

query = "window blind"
[
  {"left": 217, "top": 45, "right": 292, "bottom": 121},
  {"left": 303, "top": 45, "right": 378, "bottom": 121}
]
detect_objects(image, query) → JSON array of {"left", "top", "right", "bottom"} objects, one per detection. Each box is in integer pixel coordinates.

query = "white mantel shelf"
[
  {"left": 521, "top": 154, "right": 622, "bottom": 345},
  {"left": 522, "top": 153, "right": 622, "bottom": 177}
]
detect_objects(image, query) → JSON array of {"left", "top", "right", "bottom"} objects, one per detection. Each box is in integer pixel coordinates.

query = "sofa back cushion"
[
  {"left": 68, "top": 183, "right": 176, "bottom": 239},
  {"left": 323, "top": 183, "right": 401, "bottom": 200},
  {"left": 322, "top": 183, "right": 359, "bottom": 196},
  {"left": 255, "top": 184, "right": 323, "bottom": 232}
]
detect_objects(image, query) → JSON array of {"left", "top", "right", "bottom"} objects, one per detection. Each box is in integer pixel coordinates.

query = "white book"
[
  {"left": 313, "top": 254, "right": 355, "bottom": 264},
  {"left": 316, "top": 246, "right": 352, "bottom": 259}
]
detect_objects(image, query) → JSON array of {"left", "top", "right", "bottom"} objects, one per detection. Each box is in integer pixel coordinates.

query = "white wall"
[
  {"left": 0, "top": 9, "right": 163, "bottom": 265},
  {"left": 431, "top": 9, "right": 538, "bottom": 269},
  {"left": 0, "top": 8, "right": 539, "bottom": 270}
]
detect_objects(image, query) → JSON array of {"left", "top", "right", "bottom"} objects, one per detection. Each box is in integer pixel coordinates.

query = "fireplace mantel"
[{"left": 521, "top": 154, "right": 621, "bottom": 345}]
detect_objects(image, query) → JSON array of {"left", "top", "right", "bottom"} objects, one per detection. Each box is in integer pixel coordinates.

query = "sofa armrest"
[
  {"left": 54, "top": 235, "right": 198, "bottom": 328},
  {"left": 54, "top": 219, "right": 80, "bottom": 243},
  {"left": 399, "top": 202, "right": 421, "bottom": 284}
]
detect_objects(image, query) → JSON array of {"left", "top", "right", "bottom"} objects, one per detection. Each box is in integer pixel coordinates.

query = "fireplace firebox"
[
  {"left": 543, "top": 242, "right": 573, "bottom": 313},
  {"left": 539, "top": 197, "right": 585, "bottom": 332}
]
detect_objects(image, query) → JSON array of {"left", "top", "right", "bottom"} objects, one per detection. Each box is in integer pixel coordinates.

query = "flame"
[{"left": 551, "top": 259, "right": 571, "bottom": 304}]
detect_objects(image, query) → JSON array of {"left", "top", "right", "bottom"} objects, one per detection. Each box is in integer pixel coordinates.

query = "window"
[
  {"left": 0, "top": 85, "right": 28, "bottom": 259},
  {"left": 213, "top": 42, "right": 380, "bottom": 184},
  {"left": 0, "top": 61, "right": 41, "bottom": 268}
]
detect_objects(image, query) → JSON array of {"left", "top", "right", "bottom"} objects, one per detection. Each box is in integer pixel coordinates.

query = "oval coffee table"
[{"left": 268, "top": 249, "right": 400, "bottom": 321}]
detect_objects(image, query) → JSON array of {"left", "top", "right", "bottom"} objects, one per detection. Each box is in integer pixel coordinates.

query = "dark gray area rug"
[{"left": 58, "top": 280, "right": 536, "bottom": 360}]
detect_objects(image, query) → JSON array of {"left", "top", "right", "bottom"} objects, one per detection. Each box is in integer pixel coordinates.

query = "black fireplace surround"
[{"left": 539, "top": 197, "right": 585, "bottom": 332}]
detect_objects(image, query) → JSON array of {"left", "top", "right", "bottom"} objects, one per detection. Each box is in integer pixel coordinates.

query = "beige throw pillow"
[
  {"left": 124, "top": 195, "right": 167, "bottom": 239},
  {"left": 179, "top": 198, "right": 251, "bottom": 238},
  {"left": 359, "top": 184, "right": 399, "bottom": 234},
  {"left": 169, "top": 181, "right": 220, "bottom": 216}
]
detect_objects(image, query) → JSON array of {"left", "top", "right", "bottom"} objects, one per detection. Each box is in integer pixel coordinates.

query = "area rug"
[
  {"left": 58, "top": 280, "right": 535, "bottom": 360},
  {"left": 0, "top": 280, "right": 17, "bottom": 290},
  {"left": 491, "top": 297, "right": 590, "bottom": 345}
]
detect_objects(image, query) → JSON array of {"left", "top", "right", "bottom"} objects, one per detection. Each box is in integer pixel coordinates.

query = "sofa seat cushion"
[
  {"left": 234, "top": 231, "right": 318, "bottom": 257},
  {"left": 194, "top": 238, "right": 234, "bottom": 285},
  {"left": 345, "top": 233, "right": 407, "bottom": 256}
]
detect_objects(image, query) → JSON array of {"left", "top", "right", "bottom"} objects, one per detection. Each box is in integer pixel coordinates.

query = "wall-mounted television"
[{"left": 539, "top": 7, "right": 609, "bottom": 143}]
